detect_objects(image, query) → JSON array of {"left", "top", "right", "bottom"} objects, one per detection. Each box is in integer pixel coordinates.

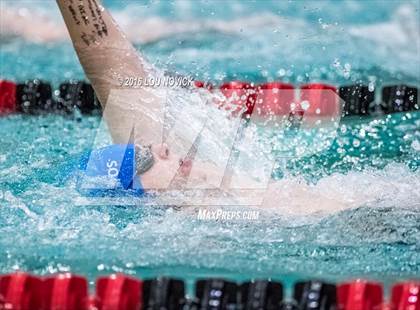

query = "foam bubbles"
[{"left": 0, "top": 110, "right": 418, "bottom": 282}]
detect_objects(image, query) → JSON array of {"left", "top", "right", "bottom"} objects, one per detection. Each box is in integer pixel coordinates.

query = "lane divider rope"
[
  {"left": 0, "top": 79, "right": 418, "bottom": 118},
  {"left": 0, "top": 272, "right": 419, "bottom": 310}
]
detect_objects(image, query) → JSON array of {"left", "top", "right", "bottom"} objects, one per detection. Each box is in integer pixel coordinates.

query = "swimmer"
[
  {"left": 56, "top": 0, "right": 348, "bottom": 213},
  {"left": 56, "top": 0, "right": 226, "bottom": 192}
]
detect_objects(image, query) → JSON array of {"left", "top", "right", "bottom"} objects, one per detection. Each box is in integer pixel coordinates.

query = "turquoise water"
[{"left": 1, "top": 0, "right": 419, "bottom": 290}]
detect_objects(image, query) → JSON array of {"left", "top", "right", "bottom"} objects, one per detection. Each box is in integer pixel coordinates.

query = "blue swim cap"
[{"left": 78, "top": 144, "right": 144, "bottom": 197}]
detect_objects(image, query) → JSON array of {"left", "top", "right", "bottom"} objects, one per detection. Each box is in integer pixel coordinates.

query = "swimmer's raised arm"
[
  {"left": 57, "top": 0, "right": 169, "bottom": 149},
  {"left": 56, "top": 0, "right": 150, "bottom": 107},
  {"left": 57, "top": 0, "right": 197, "bottom": 188}
]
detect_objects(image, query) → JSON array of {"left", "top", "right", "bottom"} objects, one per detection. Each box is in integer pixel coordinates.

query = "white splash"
[{"left": 261, "top": 163, "right": 420, "bottom": 216}]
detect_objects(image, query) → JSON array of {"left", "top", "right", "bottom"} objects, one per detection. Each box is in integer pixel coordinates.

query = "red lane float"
[
  {"left": 43, "top": 273, "right": 89, "bottom": 310},
  {"left": 255, "top": 82, "right": 295, "bottom": 117},
  {"left": 220, "top": 81, "right": 256, "bottom": 117},
  {"left": 94, "top": 274, "right": 143, "bottom": 310},
  {"left": 300, "top": 83, "right": 340, "bottom": 117},
  {"left": 194, "top": 80, "right": 213, "bottom": 90},
  {"left": 0, "top": 80, "right": 17, "bottom": 115},
  {"left": 391, "top": 281, "right": 420, "bottom": 310},
  {"left": 337, "top": 280, "right": 383, "bottom": 310},
  {"left": 0, "top": 272, "right": 43, "bottom": 310}
]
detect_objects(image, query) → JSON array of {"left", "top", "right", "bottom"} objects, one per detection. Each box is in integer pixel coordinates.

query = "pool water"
[{"left": 1, "top": 0, "right": 419, "bottom": 290}]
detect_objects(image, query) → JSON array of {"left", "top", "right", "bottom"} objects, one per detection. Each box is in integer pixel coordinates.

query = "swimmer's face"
[
  {"left": 150, "top": 143, "right": 192, "bottom": 177},
  {"left": 152, "top": 143, "right": 170, "bottom": 160}
]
